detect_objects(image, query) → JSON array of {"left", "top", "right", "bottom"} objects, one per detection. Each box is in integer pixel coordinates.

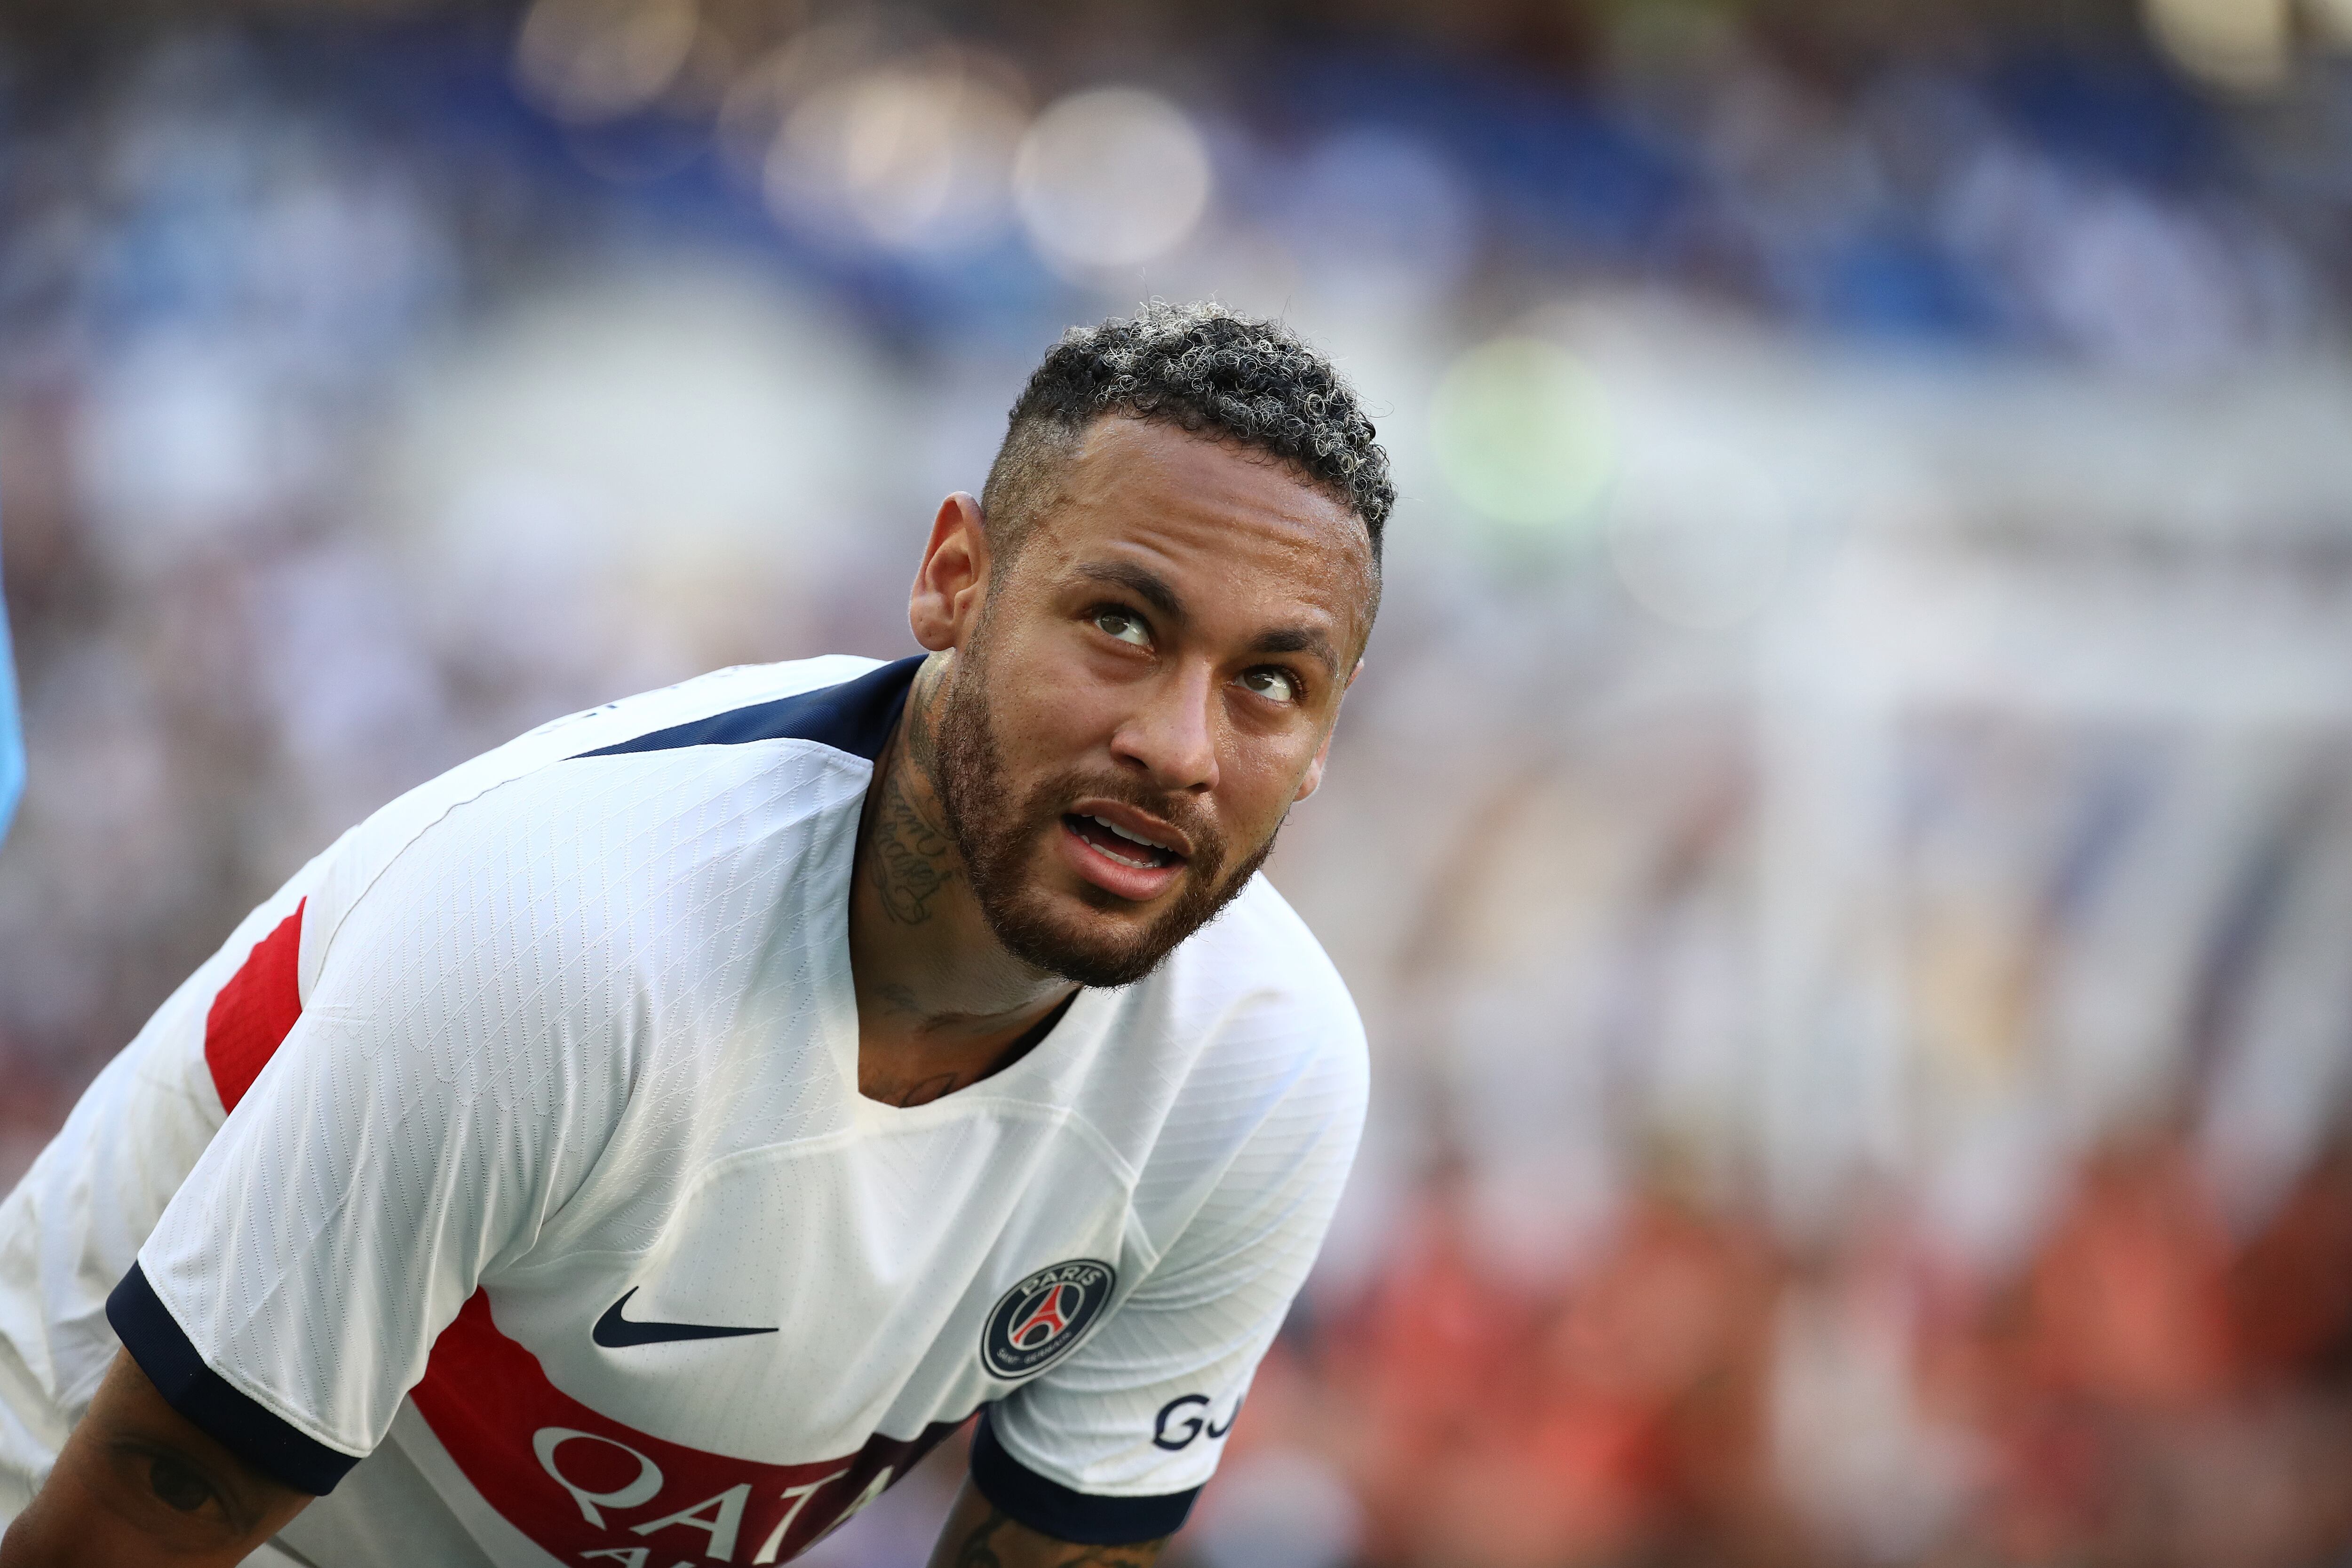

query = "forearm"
[
  {"left": 0, "top": 1350, "right": 310, "bottom": 1568},
  {"left": 927, "top": 1479, "right": 1166, "bottom": 1568}
]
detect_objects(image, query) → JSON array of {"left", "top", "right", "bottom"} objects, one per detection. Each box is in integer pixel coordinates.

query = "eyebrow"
[
  {"left": 1251, "top": 625, "right": 1341, "bottom": 677},
  {"left": 1077, "top": 560, "right": 1185, "bottom": 619},
  {"left": 1076, "top": 560, "right": 1341, "bottom": 677}
]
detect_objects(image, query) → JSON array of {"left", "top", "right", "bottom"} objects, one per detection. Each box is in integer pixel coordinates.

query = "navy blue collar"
[{"left": 574, "top": 655, "right": 924, "bottom": 763}]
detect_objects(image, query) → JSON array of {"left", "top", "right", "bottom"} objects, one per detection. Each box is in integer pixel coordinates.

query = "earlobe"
[
  {"left": 1295, "top": 670, "right": 1355, "bottom": 802},
  {"left": 1293, "top": 730, "right": 1338, "bottom": 803}
]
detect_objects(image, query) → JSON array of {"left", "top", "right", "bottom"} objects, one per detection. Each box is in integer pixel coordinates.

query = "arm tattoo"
[
  {"left": 145, "top": 1453, "right": 213, "bottom": 1513},
  {"left": 950, "top": 1506, "right": 1013, "bottom": 1568},
  {"left": 107, "top": 1435, "right": 242, "bottom": 1527},
  {"left": 950, "top": 1503, "right": 1165, "bottom": 1568},
  {"left": 868, "top": 764, "right": 957, "bottom": 925}
]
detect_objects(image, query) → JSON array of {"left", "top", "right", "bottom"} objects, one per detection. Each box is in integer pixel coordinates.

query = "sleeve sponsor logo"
[
  {"left": 979, "top": 1259, "right": 1116, "bottom": 1379},
  {"left": 1150, "top": 1393, "right": 1239, "bottom": 1452}
]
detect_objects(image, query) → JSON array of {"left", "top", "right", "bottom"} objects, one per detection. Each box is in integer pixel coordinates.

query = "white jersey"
[{"left": 0, "top": 655, "right": 1366, "bottom": 1566}]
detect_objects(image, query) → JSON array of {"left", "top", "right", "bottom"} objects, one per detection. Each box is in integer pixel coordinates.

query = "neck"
[{"left": 847, "top": 655, "right": 1074, "bottom": 1104}]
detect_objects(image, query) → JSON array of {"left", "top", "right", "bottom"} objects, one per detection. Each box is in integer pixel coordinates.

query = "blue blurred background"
[{"left": 5, "top": 1, "right": 2352, "bottom": 1564}]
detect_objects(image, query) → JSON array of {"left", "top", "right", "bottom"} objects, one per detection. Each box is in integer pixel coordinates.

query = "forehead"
[{"left": 1015, "top": 417, "right": 1375, "bottom": 648}]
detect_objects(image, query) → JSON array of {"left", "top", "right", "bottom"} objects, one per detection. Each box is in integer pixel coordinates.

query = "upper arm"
[
  {"left": 0, "top": 1349, "right": 310, "bottom": 1568},
  {"left": 928, "top": 1478, "right": 1165, "bottom": 1568},
  {"left": 113, "top": 799, "right": 633, "bottom": 1490}
]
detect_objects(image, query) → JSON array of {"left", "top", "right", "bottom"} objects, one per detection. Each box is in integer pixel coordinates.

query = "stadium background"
[{"left": 4, "top": 0, "right": 2352, "bottom": 1562}]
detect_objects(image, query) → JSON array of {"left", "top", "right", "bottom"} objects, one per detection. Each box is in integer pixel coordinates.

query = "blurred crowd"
[
  {"left": 4, "top": 2, "right": 2352, "bottom": 1565},
  {"left": 1193, "top": 1125, "right": 2352, "bottom": 1568}
]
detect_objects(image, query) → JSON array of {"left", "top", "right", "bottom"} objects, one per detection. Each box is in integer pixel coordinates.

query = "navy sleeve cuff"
[
  {"left": 969, "top": 1406, "right": 1200, "bottom": 1544},
  {"left": 106, "top": 1262, "right": 359, "bottom": 1495}
]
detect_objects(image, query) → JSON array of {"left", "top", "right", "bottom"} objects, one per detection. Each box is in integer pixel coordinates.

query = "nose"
[{"left": 1110, "top": 660, "right": 1219, "bottom": 793}]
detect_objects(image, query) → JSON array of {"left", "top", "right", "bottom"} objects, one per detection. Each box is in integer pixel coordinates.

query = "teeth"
[{"left": 1092, "top": 815, "right": 1167, "bottom": 852}]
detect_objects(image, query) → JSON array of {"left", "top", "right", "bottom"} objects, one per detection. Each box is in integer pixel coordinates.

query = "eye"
[
  {"left": 1092, "top": 607, "right": 1152, "bottom": 648},
  {"left": 1238, "top": 668, "right": 1299, "bottom": 704}
]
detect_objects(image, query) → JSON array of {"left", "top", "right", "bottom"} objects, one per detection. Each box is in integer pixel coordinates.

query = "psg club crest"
[{"left": 981, "top": 1259, "right": 1116, "bottom": 1379}]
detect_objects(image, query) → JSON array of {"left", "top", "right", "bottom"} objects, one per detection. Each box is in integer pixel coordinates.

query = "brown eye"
[
  {"left": 1239, "top": 668, "right": 1298, "bottom": 703},
  {"left": 1093, "top": 608, "right": 1151, "bottom": 647}
]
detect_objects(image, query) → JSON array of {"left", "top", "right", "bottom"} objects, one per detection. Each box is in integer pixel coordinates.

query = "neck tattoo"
[{"left": 866, "top": 664, "right": 958, "bottom": 927}]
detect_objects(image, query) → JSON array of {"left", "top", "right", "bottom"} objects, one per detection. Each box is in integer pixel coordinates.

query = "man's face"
[{"left": 926, "top": 417, "right": 1374, "bottom": 987}]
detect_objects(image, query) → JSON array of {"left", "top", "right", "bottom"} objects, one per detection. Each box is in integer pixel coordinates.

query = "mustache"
[{"left": 1028, "top": 770, "right": 1224, "bottom": 869}]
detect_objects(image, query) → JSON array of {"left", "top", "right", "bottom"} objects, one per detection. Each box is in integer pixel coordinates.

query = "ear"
[
  {"left": 1292, "top": 732, "right": 1337, "bottom": 804},
  {"left": 909, "top": 493, "right": 992, "bottom": 653},
  {"left": 1291, "top": 660, "right": 1362, "bottom": 804}
]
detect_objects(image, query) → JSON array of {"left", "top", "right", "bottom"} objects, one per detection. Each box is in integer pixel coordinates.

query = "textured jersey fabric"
[{"left": 0, "top": 654, "right": 1367, "bottom": 1566}]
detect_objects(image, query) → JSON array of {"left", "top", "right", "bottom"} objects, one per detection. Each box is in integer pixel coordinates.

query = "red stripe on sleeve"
[{"left": 203, "top": 899, "right": 306, "bottom": 1112}]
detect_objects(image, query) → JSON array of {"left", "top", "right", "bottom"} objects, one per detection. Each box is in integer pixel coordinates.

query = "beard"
[{"left": 929, "top": 641, "right": 1281, "bottom": 988}]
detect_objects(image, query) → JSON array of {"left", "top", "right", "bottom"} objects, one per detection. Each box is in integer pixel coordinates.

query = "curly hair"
[{"left": 981, "top": 302, "right": 1394, "bottom": 570}]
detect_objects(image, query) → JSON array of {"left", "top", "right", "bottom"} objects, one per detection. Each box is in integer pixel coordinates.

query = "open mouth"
[{"left": 1063, "top": 813, "right": 1184, "bottom": 871}]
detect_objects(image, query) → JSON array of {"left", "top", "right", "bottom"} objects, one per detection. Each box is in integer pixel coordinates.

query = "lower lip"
[{"left": 1056, "top": 818, "right": 1186, "bottom": 902}]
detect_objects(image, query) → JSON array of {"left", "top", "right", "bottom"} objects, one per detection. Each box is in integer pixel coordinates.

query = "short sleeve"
[
  {"left": 976, "top": 1003, "right": 1367, "bottom": 1543},
  {"left": 110, "top": 804, "right": 634, "bottom": 1494}
]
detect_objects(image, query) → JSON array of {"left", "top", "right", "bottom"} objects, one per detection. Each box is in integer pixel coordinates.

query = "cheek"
[
  {"left": 1217, "top": 732, "right": 1323, "bottom": 828},
  {"left": 983, "top": 643, "right": 1125, "bottom": 762}
]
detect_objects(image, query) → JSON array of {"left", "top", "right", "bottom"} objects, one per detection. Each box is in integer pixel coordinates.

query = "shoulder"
[
  {"left": 300, "top": 654, "right": 905, "bottom": 987},
  {"left": 557, "top": 653, "right": 913, "bottom": 762},
  {"left": 1153, "top": 876, "right": 1367, "bottom": 1069},
  {"left": 1073, "top": 878, "right": 1367, "bottom": 1171},
  {"left": 525, "top": 653, "right": 890, "bottom": 739},
  {"left": 1077, "top": 880, "right": 1367, "bottom": 1271}
]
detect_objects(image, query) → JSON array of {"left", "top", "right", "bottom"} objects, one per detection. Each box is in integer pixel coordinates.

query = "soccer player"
[{"left": 0, "top": 303, "right": 1388, "bottom": 1568}]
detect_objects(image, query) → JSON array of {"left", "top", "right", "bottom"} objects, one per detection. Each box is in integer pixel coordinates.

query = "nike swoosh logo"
[{"left": 592, "top": 1288, "right": 780, "bottom": 1349}]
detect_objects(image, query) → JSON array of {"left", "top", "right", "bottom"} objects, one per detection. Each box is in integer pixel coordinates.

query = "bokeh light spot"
[
  {"left": 515, "top": 0, "right": 699, "bottom": 123},
  {"left": 765, "top": 51, "right": 1027, "bottom": 255},
  {"left": 2142, "top": 0, "right": 2293, "bottom": 92},
  {"left": 1430, "top": 337, "right": 1617, "bottom": 537},
  {"left": 1013, "top": 87, "right": 1211, "bottom": 274}
]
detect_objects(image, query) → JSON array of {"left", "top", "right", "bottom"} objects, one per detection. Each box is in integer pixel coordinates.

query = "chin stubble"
[{"left": 928, "top": 647, "right": 1277, "bottom": 987}]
